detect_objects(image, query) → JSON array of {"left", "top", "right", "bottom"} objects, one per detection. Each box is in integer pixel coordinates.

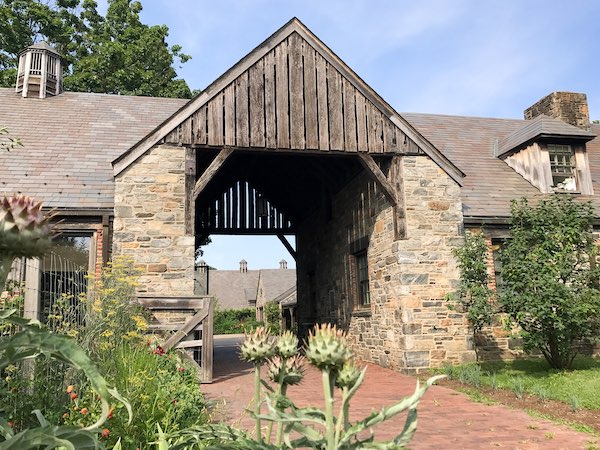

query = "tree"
[
  {"left": 449, "top": 230, "right": 496, "bottom": 360},
  {"left": 498, "top": 196, "right": 600, "bottom": 369},
  {"left": 0, "top": 0, "right": 192, "bottom": 98}
]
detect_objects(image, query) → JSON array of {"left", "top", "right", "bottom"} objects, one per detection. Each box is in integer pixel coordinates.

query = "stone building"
[{"left": 2, "top": 18, "right": 599, "bottom": 372}]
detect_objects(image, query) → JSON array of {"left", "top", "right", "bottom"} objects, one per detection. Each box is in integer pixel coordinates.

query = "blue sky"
[{"left": 124, "top": 0, "right": 600, "bottom": 270}]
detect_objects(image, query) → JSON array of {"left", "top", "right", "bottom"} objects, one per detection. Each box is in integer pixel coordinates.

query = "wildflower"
[
  {"left": 80, "top": 407, "right": 88, "bottom": 415},
  {"left": 7, "top": 422, "right": 13, "bottom": 428},
  {"left": 101, "top": 428, "right": 110, "bottom": 438},
  {"left": 66, "top": 385, "right": 74, "bottom": 394},
  {"left": 177, "top": 367, "right": 185, "bottom": 372},
  {"left": 153, "top": 346, "right": 165, "bottom": 355},
  {"left": 70, "top": 393, "right": 78, "bottom": 401},
  {"left": 62, "top": 413, "right": 69, "bottom": 419}
]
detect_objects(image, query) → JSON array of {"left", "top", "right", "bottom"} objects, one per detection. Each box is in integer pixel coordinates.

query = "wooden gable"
[
  {"left": 114, "top": 18, "right": 463, "bottom": 184},
  {"left": 163, "top": 31, "right": 421, "bottom": 154}
]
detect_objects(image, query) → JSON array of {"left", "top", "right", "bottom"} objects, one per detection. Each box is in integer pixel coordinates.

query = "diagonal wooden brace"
[{"left": 192, "top": 147, "right": 234, "bottom": 200}]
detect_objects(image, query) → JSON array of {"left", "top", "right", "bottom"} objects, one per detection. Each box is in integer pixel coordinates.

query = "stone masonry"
[
  {"left": 296, "top": 155, "right": 475, "bottom": 373},
  {"left": 524, "top": 91, "right": 590, "bottom": 130},
  {"left": 113, "top": 144, "right": 195, "bottom": 296}
]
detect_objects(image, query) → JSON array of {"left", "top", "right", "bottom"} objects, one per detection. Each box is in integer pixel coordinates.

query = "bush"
[
  {"left": 499, "top": 196, "right": 600, "bottom": 369},
  {"left": 264, "top": 301, "right": 281, "bottom": 335},
  {"left": 214, "top": 307, "right": 261, "bottom": 334}
]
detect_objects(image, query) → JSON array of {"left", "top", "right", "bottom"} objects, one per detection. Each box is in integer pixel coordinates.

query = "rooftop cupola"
[
  {"left": 279, "top": 259, "right": 287, "bottom": 269},
  {"left": 16, "top": 41, "right": 63, "bottom": 98}
]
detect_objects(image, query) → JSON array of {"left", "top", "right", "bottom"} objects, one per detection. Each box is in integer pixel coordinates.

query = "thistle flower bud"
[
  {"left": 239, "top": 326, "right": 274, "bottom": 364},
  {"left": 305, "top": 323, "right": 352, "bottom": 370},
  {"left": 0, "top": 195, "right": 53, "bottom": 258},
  {"left": 276, "top": 330, "right": 299, "bottom": 358},
  {"left": 335, "top": 359, "right": 362, "bottom": 389},
  {"left": 266, "top": 355, "right": 306, "bottom": 385}
]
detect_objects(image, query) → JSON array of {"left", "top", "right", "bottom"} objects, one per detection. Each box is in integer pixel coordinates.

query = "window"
[
  {"left": 355, "top": 251, "right": 370, "bottom": 307},
  {"left": 548, "top": 144, "right": 577, "bottom": 191}
]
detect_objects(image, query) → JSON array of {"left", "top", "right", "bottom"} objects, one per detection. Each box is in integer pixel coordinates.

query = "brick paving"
[{"left": 202, "top": 336, "right": 597, "bottom": 449}]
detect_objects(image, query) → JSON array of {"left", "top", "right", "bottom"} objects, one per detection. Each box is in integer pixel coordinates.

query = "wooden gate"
[{"left": 138, "top": 295, "right": 214, "bottom": 383}]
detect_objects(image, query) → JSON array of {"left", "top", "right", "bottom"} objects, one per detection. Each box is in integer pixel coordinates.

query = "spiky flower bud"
[
  {"left": 266, "top": 355, "right": 306, "bottom": 386},
  {"left": 305, "top": 323, "right": 352, "bottom": 370},
  {"left": 0, "top": 196, "right": 53, "bottom": 258},
  {"left": 335, "top": 359, "right": 362, "bottom": 389},
  {"left": 239, "top": 326, "right": 274, "bottom": 364},
  {"left": 276, "top": 330, "right": 299, "bottom": 358}
]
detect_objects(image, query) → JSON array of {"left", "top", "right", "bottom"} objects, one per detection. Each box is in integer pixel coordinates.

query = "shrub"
[
  {"left": 264, "top": 301, "right": 281, "bottom": 335},
  {"left": 213, "top": 307, "right": 261, "bottom": 334},
  {"left": 499, "top": 196, "right": 600, "bottom": 369}
]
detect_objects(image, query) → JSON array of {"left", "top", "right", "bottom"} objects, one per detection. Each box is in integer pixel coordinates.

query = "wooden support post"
[
  {"left": 101, "top": 215, "right": 110, "bottom": 264},
  {"left": 202, "top": 298, "right": 214, "bottom": 383},
  {"left": 277, "top": 234, "right": 297, "bottom": 261},
  {"left": 192, "top": 147, "right": 233, "bottom": 200},
  {"left": 185, "top": 148, "right": 196, "bottom": 235},
  {"left": 24, "top": 258, "right": 40, "bottom": 320},
  {"left": 390, "top": 156, "right": 407, "bottom": 240}
]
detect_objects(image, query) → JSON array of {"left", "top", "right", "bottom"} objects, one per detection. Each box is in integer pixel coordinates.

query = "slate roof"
[
  {"left": 0, "top": 88, "right": 186, "bottom": 209},
  {"left": 403, "top": 113, "right": 600, "bottom": 220},
  {"left": 209, "top": 270, "right": 260, "bottom": 310},
  {"left": 258, "top": 269, "right": 297, "bottom": 303},
  {"left": 497, "top": 114, "right": 595, "bottom": 157}
]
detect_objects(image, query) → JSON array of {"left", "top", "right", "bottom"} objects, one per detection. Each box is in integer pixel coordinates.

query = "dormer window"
[{"left": 548, "top": 144, "right": 577, "bottom": 191}]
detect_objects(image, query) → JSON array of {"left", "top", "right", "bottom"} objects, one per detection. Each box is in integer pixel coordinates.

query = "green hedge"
[{"left": 214, "top": 307, "right": 262, "bottom": 334}]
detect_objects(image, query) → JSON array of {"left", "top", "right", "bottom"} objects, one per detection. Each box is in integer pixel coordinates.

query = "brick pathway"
[{"left": 202, "top": 336, "right": 597, "bottom": 449}]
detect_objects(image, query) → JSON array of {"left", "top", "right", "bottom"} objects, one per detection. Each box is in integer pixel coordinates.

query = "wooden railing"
[{"left": 137, "top": 295, "right": 214, "bottom": 383}]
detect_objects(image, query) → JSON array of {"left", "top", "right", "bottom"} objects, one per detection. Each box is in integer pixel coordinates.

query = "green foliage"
[
  {"left": 264, "top": 301, "right": 281, "bottom": 335},
  {"left": 0, "top": 128, "right": 22, "bottom": 153},
  {"left": 166, "top": 326, "right": 442, "bottom": 449},
  {"left": 441, "top": 357, "right": 600, "bottom": 410},
  {"left": 0, "top": 0, "right": 192, "bottom": 98},
  {"left": 63, "top": 343, "right": 208, "bottom": 449},
  {"left": 449, "top": 231, "right": 495, "bottom": 334},
  {"left": 0, "top": 309, "right": 131, "bottom": 449},
  {"left": 498, "top": 196, "right": 600, "bottom": 369},
  {"left": 213, "top": 307, "right": 261, "bottom": 335}
]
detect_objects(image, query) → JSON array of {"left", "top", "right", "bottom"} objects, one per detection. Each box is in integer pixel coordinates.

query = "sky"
[{"left": 120, "top": 0, "right": 600, "bottom": 270}]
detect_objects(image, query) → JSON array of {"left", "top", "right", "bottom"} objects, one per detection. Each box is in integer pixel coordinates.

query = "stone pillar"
[{"left": 113, "top": 144, "right": 195, "bottom": 296}]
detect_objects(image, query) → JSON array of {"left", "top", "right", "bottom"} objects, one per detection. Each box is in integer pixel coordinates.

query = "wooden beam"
[
  {"left": 201, "top": 298, "right": 214, "bottom": 383},
  {"left": 101, "top": 215, "right": 110, "bottom": 264},
  {"left": 390, "top": 156, "right": 407, "bottom": 240},
  {"left": 185, "top": 148, "right": 196, "bottom": 234},
  {"left": 357, "top": 154, "right": 397, "bottom": 207},
  {"left": 192, "top": 147, "right": 233, "bottom": 200},
  {"left": 277, "top": 234, "right": 297, "bottom": 261}
]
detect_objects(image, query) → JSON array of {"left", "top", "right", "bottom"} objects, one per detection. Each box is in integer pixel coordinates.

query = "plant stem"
[
  {"left": 334, "top": 387, "right": 349, "bottom": 445},
  {"left": 322, "top": 368, "right": 336, "bottom": 450},
  {"left": 275, "top": 384, "right": 287, "bottom": 446},
  {"left": 254, "top": 364, "right": 263, "bottom": 443}
]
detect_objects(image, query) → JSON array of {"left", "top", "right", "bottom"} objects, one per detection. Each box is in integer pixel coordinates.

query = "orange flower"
[
  {"left": 107, "top": 408, "right": 113, "bottom": 419},
  {"left": 80, "top": 407, "right": 88, "bottom": 415},
  {"left": 70, "top": 393, "right": 78, "bottom": 401},
  {"left": 7, "top": 421, "right": 13, "bottom": 428},
  {"left": 62, "top": 413, "right": 69, "bottom": 419},
  {"left": 101, "top": 428, "right": 110, "bottom": 438},
  {"left": 66, "top": 385, "right": 74, "bottom": 394}
]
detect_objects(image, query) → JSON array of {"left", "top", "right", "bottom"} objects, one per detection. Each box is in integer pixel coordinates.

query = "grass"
[{"left": 441, "top": 356, "right": 600, "bottom": 410}]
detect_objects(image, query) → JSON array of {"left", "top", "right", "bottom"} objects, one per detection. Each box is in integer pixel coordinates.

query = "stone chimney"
[
  {"left": 524, "top": 92, "right": 590, "bottom": 130},
  {"left": 16, "top": 41, "right": 63, "bottom": 98},
  {"left": 279, "top": 259, "right": 287, "bottom": 269},
  {"left": 239, "top": 259, "right": 248, "bottom": 273}
]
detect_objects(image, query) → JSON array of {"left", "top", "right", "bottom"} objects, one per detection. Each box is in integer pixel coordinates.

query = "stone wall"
[
  {"left": 296, "top": 155, "right": 475, "bottom": 373},
  {"left": 113, "top": 144, "right": 195, "bottom": 296}
]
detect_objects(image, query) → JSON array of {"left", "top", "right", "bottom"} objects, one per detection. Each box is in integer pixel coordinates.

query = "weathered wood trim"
[
  {"left": 163, "top": 308, "right": 209, "bottom": 351},
  {"left": 390, "top": 156, "right": 407, "bottom": 240},
  {"left": 202, "top": 298, "right": 214, "bottom": 383},
  {"left": 192, "top": 147, "right": 234, "bottom": 200},
  {"left": 277, "top": 234, "right": 297, "bottom": 261},
  {"left": 101, "top": 214, "right": 110, "bottom": 264}
]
